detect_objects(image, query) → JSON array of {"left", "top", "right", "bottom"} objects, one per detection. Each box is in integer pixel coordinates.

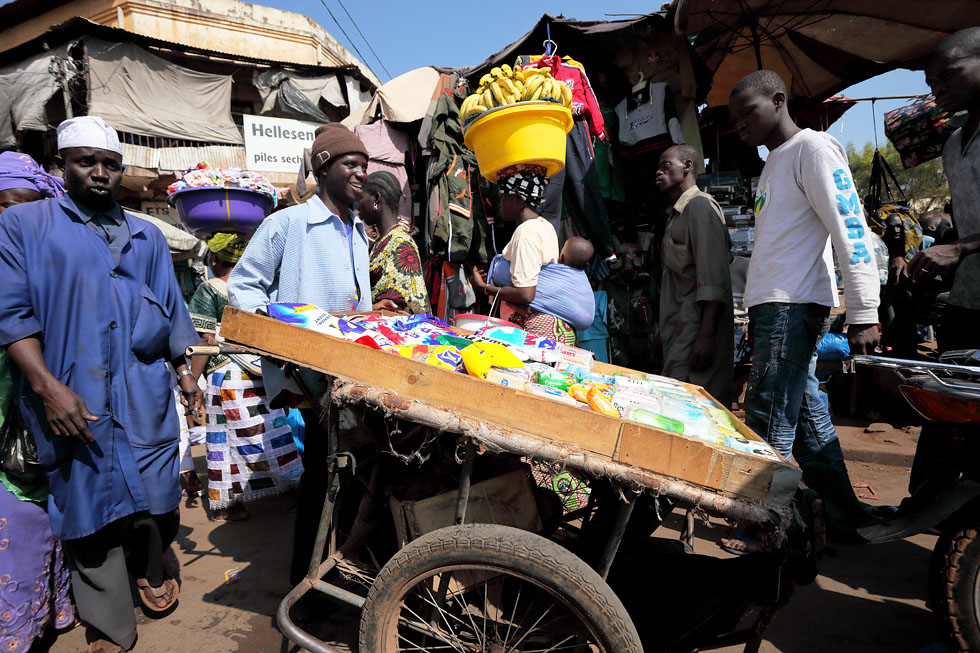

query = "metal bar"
[
  {"left": 825, "top": 95, "right": 928, "bottom": 102},
  {"left": 313, "top": 579, "right": 367, "bottom": 608},
  {"left": 185, "top": 345, "right": 248, "bottom": 356},
  {"left": 275, "top": 557, "right": 341, "bottom": 653},
  {"left": 306, "top": 399, "right": 341, "bottom": 580},
  {"left": 594, "top": 492, "right": 637, "bottom": 580},
  {"left": 453, "top": 438, "right": 477, "bottom": 525}
]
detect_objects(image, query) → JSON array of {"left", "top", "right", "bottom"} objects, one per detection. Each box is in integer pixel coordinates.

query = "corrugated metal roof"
[
  {"left": 1, "top": 17, "right": 376, "bottom": 89},
  {"left": 121, "top": 142, "right": 247, "bottom": 171}
]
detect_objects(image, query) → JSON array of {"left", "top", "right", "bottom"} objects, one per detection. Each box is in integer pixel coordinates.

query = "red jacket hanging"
[{"left": 523, "top": 54, "right": 605, "bottom": 140}]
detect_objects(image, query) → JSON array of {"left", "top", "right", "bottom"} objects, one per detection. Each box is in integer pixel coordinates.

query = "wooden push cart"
[{"left": 212, "top": 307, "right": 806, "bottom": 652}]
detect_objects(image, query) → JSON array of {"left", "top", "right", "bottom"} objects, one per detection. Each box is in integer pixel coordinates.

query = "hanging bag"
[{"left": 0, "top": 405, "right": 39, "bottom": 474}]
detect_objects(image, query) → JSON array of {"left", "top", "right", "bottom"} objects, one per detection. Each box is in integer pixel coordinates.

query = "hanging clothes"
[
  {"left": 615, "top": 82, "right": 685, "bottom": 147},
  {"left": 521, "top": 54, "right": 604, "bottom": 139},
  {"left": 355, "top": 121, "right": 413, "bottom": 220},
  {"left": 426, "top": 87, "right": 492, "bottom": 264},
  {"left": 519, "top": 54, "right": 615, "bottom": 258}
]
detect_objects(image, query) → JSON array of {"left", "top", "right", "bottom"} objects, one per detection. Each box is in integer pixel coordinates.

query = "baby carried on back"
[{"left": 489, "top": 237, "right": 596, "bottom": 331}]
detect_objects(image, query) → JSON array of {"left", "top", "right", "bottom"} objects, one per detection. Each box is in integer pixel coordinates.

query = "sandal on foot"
[
  {"left": 720, "top": 536, "right": 760, "bottom": 556},
  {"left": 136, "top": 577, "right": 179, "bottom": 613}
]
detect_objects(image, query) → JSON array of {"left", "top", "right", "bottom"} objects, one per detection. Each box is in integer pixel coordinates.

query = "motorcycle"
[{"left": 854, "top": 351, "right": 980, "bottom": 652}]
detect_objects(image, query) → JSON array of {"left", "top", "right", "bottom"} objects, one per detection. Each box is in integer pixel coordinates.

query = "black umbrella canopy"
[{"left": 674, "top": 0, "right": 980, "bottom": 106}]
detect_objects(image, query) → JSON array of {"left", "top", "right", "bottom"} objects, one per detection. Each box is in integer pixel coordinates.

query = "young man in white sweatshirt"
[{"left": 729, "top": 70, "right": 880, "bottom": 535}]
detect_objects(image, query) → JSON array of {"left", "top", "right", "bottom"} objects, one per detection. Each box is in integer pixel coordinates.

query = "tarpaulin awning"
[
  {"left": 0, "top": 45, "right": 73, "bottom": 148},
  {"left": 254, "top": 69, "right": 349, "bottom": 123},
  {"left": 86, "top": 38, "right": 243, "bottom": 144},
  {"left": 674, "top": 0, "right": 980, "bottom": 106},
  {"left": 343, "top": 66, "right": 442, "bottom": 127}
]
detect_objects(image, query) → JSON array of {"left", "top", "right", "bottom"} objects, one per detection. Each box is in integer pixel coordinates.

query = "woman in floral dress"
[{"left": 359, "top": 171, "right": 429, "bottom": 314}]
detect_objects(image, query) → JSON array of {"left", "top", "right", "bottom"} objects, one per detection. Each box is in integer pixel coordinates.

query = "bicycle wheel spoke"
[
  {"left": 444, "top": 579, "right": 485, "bottom": 650},
  {"left": 399, "top": 603, "right": 467, "bottom": 652},
  {"left": 505, "top": 603, "right": 555, "bottom": 653},
  {"left": 425, "top": 585, "right": 468, "bottom": 651}
]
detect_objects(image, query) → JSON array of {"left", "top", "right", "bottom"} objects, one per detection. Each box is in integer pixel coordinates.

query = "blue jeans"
[{"left": 745, "top": 303, "right": 867, "bottom": 531}]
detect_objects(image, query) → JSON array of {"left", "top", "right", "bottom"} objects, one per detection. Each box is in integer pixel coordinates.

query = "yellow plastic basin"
[{"left": 463, "top": 101, "right": 573, "bottom": 182}]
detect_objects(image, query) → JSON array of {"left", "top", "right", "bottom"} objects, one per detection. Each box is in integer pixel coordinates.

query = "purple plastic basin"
[{"left": 167, "top": 186, "right": 274, "bottom": 238}]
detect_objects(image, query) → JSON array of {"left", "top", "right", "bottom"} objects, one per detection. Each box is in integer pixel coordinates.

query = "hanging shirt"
[
  {"left": 0, "top": 196, "right": 199, "bottom": 540},
  {"left": 524, "top": 54, "right": 605, "bottom": 139},
  {"left": 615, "top": 82, "right": 685, "bottom": 147}
]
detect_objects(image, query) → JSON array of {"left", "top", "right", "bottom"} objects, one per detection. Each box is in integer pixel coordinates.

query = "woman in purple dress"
[{"left": 0, "top": 151, "right": 74, "bottom": 651}]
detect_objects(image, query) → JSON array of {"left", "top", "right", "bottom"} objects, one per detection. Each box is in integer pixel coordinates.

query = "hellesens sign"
[{"left": 243, "top": 114, "right": 320, "bottom": 174}]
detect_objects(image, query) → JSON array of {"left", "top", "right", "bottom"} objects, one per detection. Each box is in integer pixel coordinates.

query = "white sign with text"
[{"left": 243, "top": 114, "right": 320, "bottom": 173}]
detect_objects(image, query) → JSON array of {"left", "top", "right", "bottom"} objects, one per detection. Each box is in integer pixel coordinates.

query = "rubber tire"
[
  {"left": 930, "top": 526, "right": 980, "bottom": 652},
  {"left": 359, "top": 523, "right": 642, "bottom": 652}
]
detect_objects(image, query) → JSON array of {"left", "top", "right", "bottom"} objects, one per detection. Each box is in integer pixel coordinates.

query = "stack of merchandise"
[
  {"left": 698, "top": 171, "right": 755, "bottom": 257},
  {"left": 459, "top": 64, "right": 573, "bottom": 124},
  {"left": 168, "top": 162, "right": 279, "bottom": 209},
  {"left": 267, "top": 303, "right": 780, "bottom": 461}
]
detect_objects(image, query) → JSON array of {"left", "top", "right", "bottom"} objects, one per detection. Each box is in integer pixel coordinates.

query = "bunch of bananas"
[{"left": 460, "top": 63, "right": 573, "bottom": 122}]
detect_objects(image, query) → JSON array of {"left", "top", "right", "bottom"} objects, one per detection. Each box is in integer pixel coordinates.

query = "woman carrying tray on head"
[
  {"left": 470, "top": 166, "right": 595, "bottom": 344},
  {"left": 188, "top": 233, "right": 302, "bottom": 522}
]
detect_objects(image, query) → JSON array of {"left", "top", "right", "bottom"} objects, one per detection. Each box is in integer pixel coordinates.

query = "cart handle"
[{"left": 185, "top": 345, "right": 249, "bottom": 356}]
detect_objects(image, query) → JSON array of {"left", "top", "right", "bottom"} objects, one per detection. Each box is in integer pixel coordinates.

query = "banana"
[
  {"left": 466, "top": 105, "right": 488, "bottom": 119},
  {"left": 479, "top": 74, "right": 493, "bottom": 88},
  {"left": 523, "top": 68, "right": 545, "bottom": 78},
  {"left": 482, "top": 88, "right": 496, "bottom": 108},
  {"left": 499, "top": 77, "right": 518, "bottom": 96},
  {"left": 513, "top": 79, "right": 525, "bottom": 93},
  {"left": 514, "top": 70, "right": 526, "bottom": 82},
  {"left": 489, "top": 81, "right": 506, "bottom": 105},
  {"left": 490, "top": 67, "right": 503, "bottom": 79},
  {"left": 524, "top": 75, "right": 546, "bottom": 96},
  {"left": 460, "top": 94, "right": 478, "bottom": 116},
  {"left": 559, "top": 80, "right": 572, "bottom": 107},
  {"left": 530, "top": 84, "right": 544, "bottom": 101},
  {"left": 501, "top": 64, "right": 512, "bottom": 76}
]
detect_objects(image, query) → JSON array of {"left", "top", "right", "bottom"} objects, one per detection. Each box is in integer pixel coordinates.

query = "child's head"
[{"left": 560, "top": 237, "right": 594, "bottom": 270}]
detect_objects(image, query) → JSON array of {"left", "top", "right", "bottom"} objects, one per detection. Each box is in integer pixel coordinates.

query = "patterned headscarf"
[
  {"left": 206, "top": 232, "right": 248, "bottom": 264},
  {"left": 0, "top": 151, "right": 64, "bottom": 198},
  {"left": 499, "top": 170, "right": 549, "bottom": 208}
]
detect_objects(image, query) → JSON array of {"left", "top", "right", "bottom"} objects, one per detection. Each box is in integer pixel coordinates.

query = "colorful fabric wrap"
[
  {"left": 499, "top": 170, "right": 549, "bottom": 208},
  {"left": 0, "top": 152, "right": 64, "bottom": 198},
  {"left": 207, "top": 232, "right": 247, "bottom": 264}
]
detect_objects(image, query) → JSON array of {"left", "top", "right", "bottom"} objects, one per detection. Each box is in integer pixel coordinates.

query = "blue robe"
[{"left": 0, "top": 197, "right": 199, "bottom": 540}]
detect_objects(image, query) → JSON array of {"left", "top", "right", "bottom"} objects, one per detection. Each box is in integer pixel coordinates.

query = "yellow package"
[
  {"left": 460, "top": 342, "right": 525, "bottom": 379},
  {"left": 587, "top": 387, "right": 620, "bottom": 418}
]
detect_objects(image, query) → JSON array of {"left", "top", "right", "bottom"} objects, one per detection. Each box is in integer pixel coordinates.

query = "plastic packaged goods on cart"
[
  {"left": 460, "top": 342, "right": 525, "bottom": 379},
  {"left": 625, "top": 408, "right": 686, "bottom": 434},
  {"left": 533, "top": 368, "right": 575, "bottom": 392},
  {"left": 586, "top": 386, "right": 620, "bottom": 417},
  {"left": 526, "top": 383, "right": 584, "bottom": 407},
  {"left": 393, "top": 345, "right": 463, "bottom": 371},
  {"left": 486, "top": 366, "right": 531, "bottom": 391},
  {"left": 609, "top": 390, "right": 664, "bottom": 415},
  {"left": 266, "top": 303, "right": 394, "bottom": 350},
  {"left": 476, "top": 326, "right": 557, "bottom": 350}
]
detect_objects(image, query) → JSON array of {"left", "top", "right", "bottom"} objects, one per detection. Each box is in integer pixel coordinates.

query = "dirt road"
[{"left": 49, "top": 422, "right": 944, "bottom": 653}]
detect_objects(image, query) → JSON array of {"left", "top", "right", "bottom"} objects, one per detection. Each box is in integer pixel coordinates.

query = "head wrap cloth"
[
  {"left": 207, "top": 232, "right": 247, "bottom": 264},
  {"left": 499, "top": 170, "right": 549, "bottom": 208},
  {"left": 0, "top": 151, "right": 64, "bottom": 198}
]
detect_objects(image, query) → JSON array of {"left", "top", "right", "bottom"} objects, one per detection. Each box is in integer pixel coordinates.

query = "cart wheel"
[{"left": 359, "top": 523, "right": 641, "bottom": 652}]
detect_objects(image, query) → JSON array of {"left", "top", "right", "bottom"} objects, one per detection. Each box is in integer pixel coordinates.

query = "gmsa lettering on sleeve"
[{"left": 833, "top": 168, "right": 871, "bottom": 264}]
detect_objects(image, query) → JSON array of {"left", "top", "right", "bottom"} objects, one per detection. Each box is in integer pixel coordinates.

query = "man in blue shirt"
[
  {"left": 227, "top": 123, "right": 382, "bottom": 585},
  {"left": 0, "top": 116, "right": 201, "bottom": 652}
]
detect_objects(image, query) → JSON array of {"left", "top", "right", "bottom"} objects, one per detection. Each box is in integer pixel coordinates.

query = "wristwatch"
[{"left": 176, "top": 369, "right": 195, "bottom": 383}]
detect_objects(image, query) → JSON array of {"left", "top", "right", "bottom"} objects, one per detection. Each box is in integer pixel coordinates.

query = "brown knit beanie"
[{"left": 311, "top": 123, "right": 368, "bottom": 174}]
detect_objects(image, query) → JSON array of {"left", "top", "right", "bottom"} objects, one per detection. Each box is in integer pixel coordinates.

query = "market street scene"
[{"left": 0, "top": 1, "right": 979, "bottom": 651}]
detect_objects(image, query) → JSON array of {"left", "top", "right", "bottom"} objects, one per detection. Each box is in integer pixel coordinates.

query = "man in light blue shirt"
[{"left": 228, "top": 123, "right": 380, "bottom": 584}]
